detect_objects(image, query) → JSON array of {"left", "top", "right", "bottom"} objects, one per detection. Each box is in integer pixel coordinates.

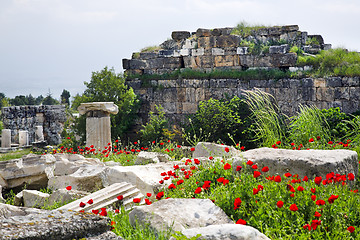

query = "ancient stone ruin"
[
  {"left": 122, "top": 25, "right": 331, "bottom": 75},
  {"left": 1, "top": 105, "right": 66, "bottom": 147}
]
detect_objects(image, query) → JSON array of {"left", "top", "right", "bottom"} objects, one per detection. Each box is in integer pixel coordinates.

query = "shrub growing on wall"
[{"left": 186, "top": 96, "right": 256, "bottom": 148}]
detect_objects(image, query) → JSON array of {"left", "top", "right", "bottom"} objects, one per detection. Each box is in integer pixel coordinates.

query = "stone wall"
[
  {"left": 126, "top": 77, "right": 360, "bottom": 127},
  {"left": 1, "top": 105, "right": 66, "bottom": 145},
  {"left": 123, "top": 25, "right": 331, "bottom": 75}
]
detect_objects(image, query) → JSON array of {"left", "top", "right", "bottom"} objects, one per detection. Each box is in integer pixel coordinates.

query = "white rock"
[
  {"left": 170, "top": 224, "right": 271, "bottom": 240},
  {"left": 135, "top": 151, "right": 171, "bottom": 165},
  {"left": 14, "top": 191, "right": 23, "bottom": 206},
  {"left": 129, "top": 198, "right": 233, "bottom": 233},
  {"left": 48, "top": 165, "right": 108, "bottom": 192},
  {"left": 193, "top": 142, "right": 242, "bottom": 159},
  {"left": 53, "top": 153, "right": 104, "bottom": 176},
  {"left": 22, "top": 190, "right": 50, "bottom": 208},
  {"left": 77, "top": 102, "right": 118, "bottom": 115},
  {"left": 0, "top": 154, "right": 56, "bottom": 189},
  {"left": 233, "top": 147, "right": 359, "bottom": 179},
  {"left": 102, "top": 162, "right": 182, "bottom": 195},
  {"left": 0, "top": 203, "right": 43, "bottom": 218}
]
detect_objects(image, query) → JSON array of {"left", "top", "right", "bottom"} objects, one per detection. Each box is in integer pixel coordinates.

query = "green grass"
[
  {"left": 231, "top": 21, "right": 270, "bottom": 37},
  {"left": 0, "top": 148, "right": 32, "bottom": 161}
]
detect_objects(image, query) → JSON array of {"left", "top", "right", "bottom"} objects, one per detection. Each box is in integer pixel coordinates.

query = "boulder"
[
  {"left": 53, "top": 153, "right": 105, "bottom": 176},
  {"left": 129, "top": 198, "right": 233, "bottom": 233},
  {"left": 269, "top": 44, "right": 289, "bottom": 54},
  {"left": 0, "top": 203, "right": 121, "bottom": 240},
  {"left": 101, "top": 162, "right": 182, "bottom": 195},
  {"left": 48, "top": 165, "right": 108, "bottom": 192},
  {"left": 172, "top": 31, "right": 191, "bottom": 41},
  {"left": 135, "top": 151, "right": 171, "bottom": 165},
  {"left": 170, "top": 224, "right": 271, "bottom": 240},
  {"left": 22, "top": 190, "right": 50, "bottom": 208},
  {"left": 193, "top": 142, "right": 242, "bottom": 159},
  {"left": 48, "top": 188, "right": 90, "bottom": 206},
  {"left": 0, "top": 154, "right": 56, "bottom": 189},
  {"left": 233, "top": 147, "right": 359, "bottom": 179}
]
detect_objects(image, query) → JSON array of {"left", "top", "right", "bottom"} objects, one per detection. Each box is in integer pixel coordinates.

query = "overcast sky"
[{"left": 1, "top": 0, "right": 359, "bottom": 100}]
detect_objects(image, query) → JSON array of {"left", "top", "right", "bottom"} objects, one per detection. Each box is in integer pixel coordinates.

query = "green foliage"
[
  {"left": 288, "top": 105, "right": 331, "bottom": 148},
  {"left": 290, "top": 45, "right": 303, "bottom": 55},
  {"left": 163, "top": 157, "right": 360, "bottom": 239},
  {"left": 186, "top": 96, "right": 255, "bottom": 147},
  {"left": 140, "top": 105, "right": 174, "bottom": 144},
  {"left": 9, "top": 94, "right": 42, "bottom": 106},
  {"left": 243, "top": 89, "right": 288, "bottom": 147},
  {"left": 109, "top": 207, "right": 172, "bottom": 240},
  {"left": 231, "top": 21, "right": 269, "bottom": 37},
  {"left": 72, "top": 67, "right": 140, "bottom": 143},
  {"left": 140, "top": 45, "right": 161, "bottom": 53},
  {"left": 0, "top": 149, "right": 32, "bottom": 161},
  {"left": 346, "top": 116, "right": 360, "bottom": 147},
  {"left": 60, "top": 89, "right": 71, "bottom": 105},
  {"left": 172, "top": 232, "right": 201, "bottom": 240},
  {"left": 297, "top": 48, "right": 360, "bottom": 77},
  {"left": 42, "top": 92, "right": 60, "bottom": 105},
  {"left": 306, "top": 37, "right": 320, "bottom": 46},
  {"left": 321, "top": 107, "right": 352, "bottom": 141}
]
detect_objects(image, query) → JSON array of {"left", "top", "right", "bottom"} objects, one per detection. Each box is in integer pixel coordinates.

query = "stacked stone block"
[
  {"left": 123, "top": 25, "right": 331, "bottom": 75},
  {"left": 1, "top": 105, "right": 66, "bottom": 145}
]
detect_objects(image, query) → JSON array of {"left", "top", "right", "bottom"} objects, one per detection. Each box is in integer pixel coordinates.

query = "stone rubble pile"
[{"left": 123, "top": 25, "right": 331, "bottom": 75}]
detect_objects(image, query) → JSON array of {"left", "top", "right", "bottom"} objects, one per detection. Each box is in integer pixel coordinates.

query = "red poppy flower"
[
  {"left": 159, "top": 180, "right": 164, "bottom": 184},
  {"left": 236, "top": 219, "right": 246, "bottom": 225},
  {"left": 289, "top": 204, "right": 298, "bottom": 211},
  {"left": 194, "top": 159, "right": 200, "bottom": 165},
  {"left": 273, "top": 175, "right": 281, "bottom": 183},
  {"left": 302, "top": 176, "right": 308, "bottom": 182},
  {"left": 246, "top": 160, "right": 253, "bottom": 166},
  {"left": 311, "top": 195, "right": 316, "bottom": 201},
  {"left": 217, "top": 177, "right": 224, "bottom": 183},
  {"left": 202, "top": 181, "right": 211, "bottom": 190},
  {"left": 297, "top": 186, "right": 304, "bottom": 192},
  {"left": 253, "top": 188, "right": 259, "bottom": 195},
  {"left": 276, "top": 200, "right": 284, "bottom": 208},
  {"left": 328, "top": 194, "right": 339, "bottom": 204},
  {"left": 194, "top": 187, "right": 202, "bottom": 194},
  {"left": 67, "top": 137, "right": 71, "bottom": 140},
  {"left": 190, "top": 147, "right": 195, "bottom": 151},
  {"left": 309, "top": 138, "right": 314, "bottom": 142},
  {"left": 224, "top": 163, "right": 232, "bottom": 170},
  {"left": 92, "top": 209, "right": 99, "bottom": 214},
  {"left": 133, "top": 198, "right": 141, "bottom": 203},
  {"left": 160, "top": 142, "right": 164, "bottom": 146},
  {"left": 284, "top": 172, "right": 292, "bottom": 178},
  {"left": 233, "top": 198, "right": 242, "bottom": 210},
  {"left": 240, "top": 146, "right": 245, "bottom": 150},
  {"left": 145, "top": 198, "right": 152, "bottom": 205},
  {"left": 114, "top": 209, "right": 119, "bottom": 213},
  {"left": 291, "top": 142, "right": 295, "bottom": 146},
  {"left": 314, "top": 176, "right": 322, "bottom": 185},
  {"left": 224, "top": 147, "right": 230, "bottom": 153},
  {"left": 290, "top": 193, "right": 295, "bottom": 197},
  {"left": 314, "top": 211, "right": 321, "bottom": 218},
  {"left": 177, "top": 179, "right": 184, "bottom": 185},
  {"left": 303, "top": 224, "right": 311, "bottom": 231},
  {"left": 348, "top": 173, "right": 355, "bottom": 181},
  {"left": 311, "top": 188, "right": 316, "bottom": 193},
  {"left": 236, "top": 166, "right": 242, "bottom": 171},
  {"left": 276, "top": 141, "right": 281, "bottom": 145},
  {"left": 146, "top": 193, "right": 152, "bottom": 197},
  {"left": 66, "top": 186, "right": 72, "bottom": 191},
  {"left": 222, "top": 179, "right": 229, "bottom": 185},
  {"left": 311, "top": 220, "right": 321, "bottom": 230},
  {"left": 253, "top": 171, "right": 261, "bottom": 178},
  {"left": 117, "top": 195, "right": 124, "bottom": 201},
  {"left": 257, "top": 185, "right": 264, "bottom": 191},
  {"left": 79, "top": 202, "right": 86, "bottom": 208},
  {"left": 168, "top": 183, "right": 176, "bottom": 190},
  {"left": 87, "top": 199, "right": 93, "bottom": 204},
  {"left": 99, "top": 208, "right": 107, "bottom": 217},
  {"left": 316, "top": 199, "right": 326, "bottom": 206},
  {"left": 156, "top": 192, "right": 164, "bottom": 200},
  {"left": 347, "top": 226, "right": 355, "bottom": 233},
  {"left": 209, "top": 156, "right": 213, "bottom": 160},
  {"left": 251, "top": 165, "right": 258, "bottom": 169},
  {"left": 261, "top": 166, "right": 269, "bottom": 172}
]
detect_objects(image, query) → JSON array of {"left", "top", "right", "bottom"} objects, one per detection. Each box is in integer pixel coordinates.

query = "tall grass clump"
[
  {"left": 289, "top": 104, "right": 331, "bottom": 148},
  {"left": 243, "top": 89, "right": 288, "bottom": 147},
  {"left": 231, "top": 21, "right": 269, "bottom": 37}
]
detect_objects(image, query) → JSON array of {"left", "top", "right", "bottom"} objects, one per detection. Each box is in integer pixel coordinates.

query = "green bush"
[
  {"left": 231, "top": 21, "right": 269, "bottom": 37},
  {"left": 321, "top": 107, "right": 352, "bottom": 141},
  {"left": 186, "top": 96, "right": 255, "bottom": 148},
  {"left": 140, "top": 105, "right": 174, "bottom": 144}
]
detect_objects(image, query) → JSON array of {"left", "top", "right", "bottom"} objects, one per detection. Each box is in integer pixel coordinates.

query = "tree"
[
  {"left": 27, "top": 94, "right": 36, "bottom": 105},
  {"left": 35, "top": 95, "right": 44, "bottom": 105},
  {"left": 10, "top": 95, "right": 27, "bottom": 106},
  {"left": 60, "top": 89, "right": 71, "bottom": 105},
  {"left": 72, "top": 66, "right": 139, "bottom": 142},
  {"left": 42, "top": 92, "right": 59, "bottom": 105}
]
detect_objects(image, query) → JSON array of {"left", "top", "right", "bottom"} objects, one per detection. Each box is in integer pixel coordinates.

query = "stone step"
[{"left": 57, "top": 182, "right": 144, "bottom": 212}]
